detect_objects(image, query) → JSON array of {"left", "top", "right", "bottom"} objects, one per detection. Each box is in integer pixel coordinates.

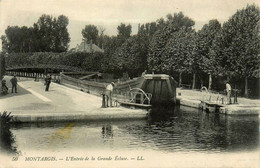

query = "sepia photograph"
[{"left": 0, "top": 0, "right": 260, "bottom": 167}]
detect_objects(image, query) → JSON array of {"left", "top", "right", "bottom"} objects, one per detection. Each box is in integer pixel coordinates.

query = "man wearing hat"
[
  {"left": 10, "top": 75, "right": 18, "bottom": 93},
  {"left": 45, "top": 74, "right": 52, "bottom": 91},
  {"left": 106, "top": 82, "right": 115, "bottom": 107}
]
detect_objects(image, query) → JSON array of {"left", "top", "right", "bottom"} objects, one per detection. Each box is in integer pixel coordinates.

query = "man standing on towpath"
[
  {"left": 10, "top": 75, "right": 18, "bottom": 93},
  {"left": 226, "top": 81, "right": 232, "bottom": 104},
  {"left": 45, "top": 74, "right": 52, "bottom": 91},
  {"left": 106, "top": 82, "right": 115, "bottom": 107}
]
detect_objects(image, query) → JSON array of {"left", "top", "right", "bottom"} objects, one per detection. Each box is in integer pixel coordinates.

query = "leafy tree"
[
  {"left": 117, "top": 23, "right": 132, "bottom": 39},
  {"left": 101, "top": 35, "right": 120, "bottom": 72},
  {"left": 111, "top": 35, "right": 148, "bottom": 77},
  {"left": 117, "top": 23, "right": 132, "bottom": 45},
  {"left": 148, "top": 12, "right": 195, "bottom": 73},
  {"left": 54, "top": 15, "right": 70, "bottom": 52},
  {"left": 35, "top": 15, "right": 56, "bottom": 52},
  {"left": 213, "top": 4, "right": 260, "bottom": 96},
  {"left": 138, "top": 22, "right": 158, "bottom": 39},
  {"left": 81, "top": 25, "right": 99, "bottom": 45},
  {"left": 4, "top": 26, "right": 32, "bottom": 53},
  {"left": 35, "top": 14, "right": 70, "bottom": 52},
  {"left": 97, "top": 26, "right": 106, "bottom": 49},
  {"left": 163, "top": 28, "right": 196, "bottom": 86},
  {"left": 196, "top": 19, "right": 222, "bottom": 90},
  {"left": 3, "top": 14, "right": 70, "bottom": 53}
]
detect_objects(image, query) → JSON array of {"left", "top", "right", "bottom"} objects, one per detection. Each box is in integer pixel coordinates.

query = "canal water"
[
  {"left": 0, "top": 106, "right": 259, "bottom": 167},
  {"left": 1, "top": 106, "right": 259, "bottom": 154}
]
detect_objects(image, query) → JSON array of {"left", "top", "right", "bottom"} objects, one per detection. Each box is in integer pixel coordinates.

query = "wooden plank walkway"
[
  {"left": 200, "top": 100, "right": 225, "bottom": 113},
  {"left": 117, "top": 101, "right": 152, "bottom": 109}
]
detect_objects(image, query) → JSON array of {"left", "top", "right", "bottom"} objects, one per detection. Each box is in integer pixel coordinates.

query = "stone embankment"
[
  {"left": 176, "top": 88, "right": 260, "bottom": 116},
  {"left": 0, "top": 76, "right": 148, "bottom": 123}
]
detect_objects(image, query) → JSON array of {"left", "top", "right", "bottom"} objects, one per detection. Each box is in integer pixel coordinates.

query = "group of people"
[
  {"left": 1, "top": 73, "right": 233, "bottom": 106},
  {"left": 0, "top": 74, "right": 52, "bottom": 96},
  {"left": 1, "top": 76, "right": 18, "bottom": 95}
]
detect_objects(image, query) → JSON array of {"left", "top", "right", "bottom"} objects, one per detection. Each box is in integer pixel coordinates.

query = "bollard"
[
  {"left": 101, "top": 94, "right": 106, "bottom": 108},
  {"left": 233, "top": 89, "right": 238, "bottom": 104},
  {"left": 114, "top": 100, "right": 118, "bottom": 107},
  {"left": 221, "top": 97, "right": 224, "bottom": 104}
]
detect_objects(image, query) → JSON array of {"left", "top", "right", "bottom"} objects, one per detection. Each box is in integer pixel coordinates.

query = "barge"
[{"left": 60, "top": 72, "right": 177, "bottom": 106}]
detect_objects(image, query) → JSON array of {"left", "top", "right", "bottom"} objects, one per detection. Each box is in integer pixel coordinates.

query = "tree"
[
  {"left": 117, "top": 23, "right": 132, "bottom": 45},
  {"left": 147, "top": 12, "right": 195, "bottom": 73},
  {"left": 3, "top": 14, "right": 70, "bottom": 53},
  {"left": 196, "top": 19, "right": 222, "bottom": 90},
  {"left": 214, "top": 4, "right": 260, "bottom": 96},
  {"left": 163, "top": 28, "right": 196, "bottom": 86},
  {"left": 101, "top": 35, "right": 119, "bottom": 72},
  {"left": 81, "top": 25, "right": 99, "bottom": 45},
  {"left": 34, "top": 14, "right": 70, "bottom": 52},
  {"left": 111, "top": 35, "right": 148, "bottom": 77},
  {"left": 54, "top": 15, "right": 70, "bottom": 52},
  {"left": 4, "top": 26, "right": 32, "bottom": 53},
  {"left": 35, "top": 15, "right": 56, "bottom": 52},
  {"left": 117, "top": 23, "right": 132, "bottom": 39},
  {"left": 97, "top": 26, "right": 106, "bottom": 49}
]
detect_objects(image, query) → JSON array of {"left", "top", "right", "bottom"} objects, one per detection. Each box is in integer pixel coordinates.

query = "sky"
[{"left": 0, "top": 0, "right": 260, "bottom": 50}]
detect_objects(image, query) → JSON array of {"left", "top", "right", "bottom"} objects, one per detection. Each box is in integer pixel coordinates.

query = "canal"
[
  {"left": 1, "top": 106, "right": 259, "bottom": 154},
  {"left": 0, "top": 106, "right": 259, "bottom": 167}
]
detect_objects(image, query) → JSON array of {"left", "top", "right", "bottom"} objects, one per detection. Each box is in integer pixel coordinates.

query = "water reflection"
[
  {"left": 120, "top": 106, "right": 259, "bottom": 153},
  {"left": 102, "top": 125, "right": 113, "bottom": 139},
  {"left": 1, "top": 106, "right": 259, "bottom": 155}
]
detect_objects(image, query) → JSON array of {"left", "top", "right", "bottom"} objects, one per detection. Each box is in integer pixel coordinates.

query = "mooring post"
[
  {"left": 233, "top": 89, "right": 239, "bottom": 104},
  {"left": 101, "top": 93, "right": 106, "bottom": 108}
]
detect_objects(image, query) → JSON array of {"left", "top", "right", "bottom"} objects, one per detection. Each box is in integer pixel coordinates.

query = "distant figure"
[
  {"left": 106, "top": 82, "right": 115, "bottom": 107},
  {"left": 10, "top": 76, "right": 18, "bottom": 93},
  {"left": 1, "top": 79, "right": 8, "bottom": 95},
  {"left": 142, "top": 70, "right": 147, "bottom": 76},
  {"left": 45, "top": 74, "right": 52, "bottom": 91},
  {"left": 226, "top": 81, "right": 232, "bottom": 104}
]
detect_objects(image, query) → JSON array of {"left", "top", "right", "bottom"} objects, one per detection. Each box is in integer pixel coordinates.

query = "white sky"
[{"left": 0, "top": 0, "right": 259, "bottom": 50}]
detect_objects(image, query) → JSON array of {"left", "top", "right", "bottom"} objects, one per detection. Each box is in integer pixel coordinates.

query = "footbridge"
[{"left": 5, "top": 64, "right": 84, "bottom": 81}]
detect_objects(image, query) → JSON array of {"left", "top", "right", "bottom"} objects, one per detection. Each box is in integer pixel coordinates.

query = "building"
[{"left": 71, "top": 40, "right": 104, "bottom": 53}]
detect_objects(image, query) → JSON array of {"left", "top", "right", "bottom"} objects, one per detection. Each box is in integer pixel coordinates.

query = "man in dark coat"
[
  {"left": 10, "top": 76, "right": 18, "bottom": 93},
  {"left": 45, "top": 75, "right": 52, "bottom": 91}
]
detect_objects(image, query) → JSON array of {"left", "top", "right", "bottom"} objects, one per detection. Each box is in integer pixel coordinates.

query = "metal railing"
[{"left": 125, "top": 88, "right": 152, "bottom": 105}]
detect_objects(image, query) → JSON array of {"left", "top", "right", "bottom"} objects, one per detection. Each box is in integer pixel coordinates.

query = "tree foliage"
[
  {"left": 222, "top": 4, "right": 260, "bottom": 78},
  {"left": 163, "top": 28, "right": 196, "bottom": 74},
  {"left": 147, "top": 12, "right": 195, "bottom": 73},
  {"left": 5, "top": 52, "right": 102, "bottom": 71},
  {"left": 196, "top": 19, "right": 222, "bottom": 75},
  {"left": 117, "top": 23, "right": 132, "bottom": 39},
  {"left": 81, "top": 25, "right": 99, "bottom": 45},
  {"left": 3, "top": 14, "right": 70, "bottom": 53},
  {"left": 111, "top": 35, "right": 148, "bottom": 77}
]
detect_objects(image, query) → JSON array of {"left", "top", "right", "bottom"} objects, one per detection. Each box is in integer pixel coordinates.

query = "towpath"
[
  {"left": 0, "top": 76, "right": 147, "bottom": 122},
  {"left": 177, "top": 88, "right": 260, "bottom": 115},
  {"left": 177, "top": 88, "right": 260, "bottom": 106},
  {"left": 0, "top": 76, "right": 101, "bottom": 114}
]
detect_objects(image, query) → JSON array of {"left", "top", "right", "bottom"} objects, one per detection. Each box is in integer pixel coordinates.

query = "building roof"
[{"left": 72, "top": 41, "right": 104, "bottom": 53}]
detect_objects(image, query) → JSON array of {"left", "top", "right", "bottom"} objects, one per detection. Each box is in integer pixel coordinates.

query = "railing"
[
  {"left": 6, "top": 64, "right": 84, "bottom": 72},
  {"left": 180, "top": 84, "right": 192, "bottom": 89},
  {"left": 124, "top": 88, "right": 152, "bottom": 105},
  {"left": 60, "top": 72, "right": 107, "bottom": 96}
]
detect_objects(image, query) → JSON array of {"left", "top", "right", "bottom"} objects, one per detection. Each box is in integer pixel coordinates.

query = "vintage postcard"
[{"left": 0, "top": 0, "right": 259, "bottom": 167}]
